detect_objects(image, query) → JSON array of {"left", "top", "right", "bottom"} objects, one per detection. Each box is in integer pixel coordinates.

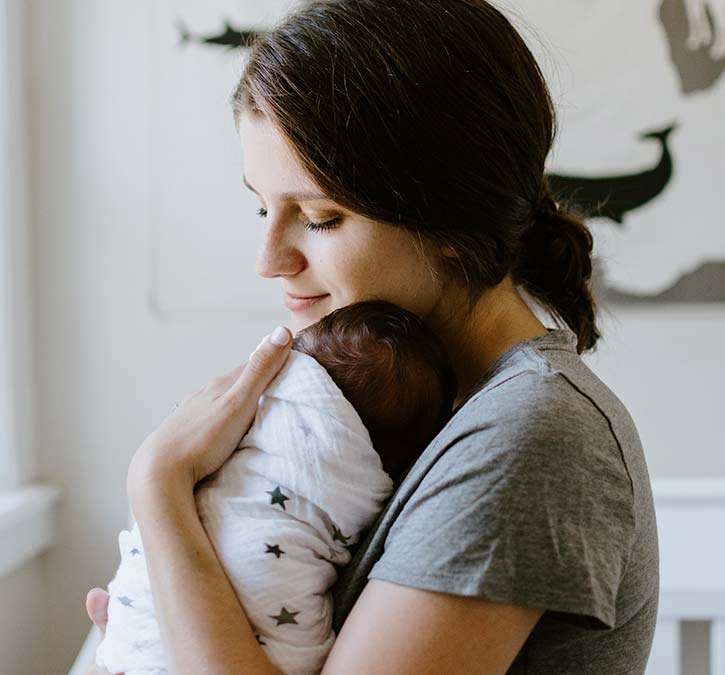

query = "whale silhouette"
[
  {"left": 178, "top": 21, "right": 263, "bottom": 50},
  {"left": 546, "top": 124, "right": 677, "bottom": 225}
]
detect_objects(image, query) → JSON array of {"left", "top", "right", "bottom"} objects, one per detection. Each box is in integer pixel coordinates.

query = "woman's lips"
[{"left": 284, "top": 293, "right": 330, "bottom": 312}]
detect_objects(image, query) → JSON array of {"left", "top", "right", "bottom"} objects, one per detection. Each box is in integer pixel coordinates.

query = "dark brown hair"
[
  {"left": 232, "top": 0, "right": 601, "bottom": 353},
  {"left": 292, "top": 300, "right": 457, "bottom": 485}
]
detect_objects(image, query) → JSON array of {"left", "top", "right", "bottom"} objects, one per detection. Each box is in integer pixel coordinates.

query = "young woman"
[{"left": 86, "top": 1, "right": 659, "bottom": 672}]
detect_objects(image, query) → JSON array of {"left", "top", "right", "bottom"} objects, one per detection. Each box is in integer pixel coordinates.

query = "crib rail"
[
  {"left": 646, "top": 479, "right": 725, "bottom": 675},
  {"left": 69, "top": 481, "right": 725, "bottom": 675}
]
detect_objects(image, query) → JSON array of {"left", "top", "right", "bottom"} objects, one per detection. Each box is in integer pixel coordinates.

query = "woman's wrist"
[
  {"left": 124, "top": 447, "right": 281, "bottom": 675},
  {"left": 127, "top": 449, "right": 195, "bottom": 519}
]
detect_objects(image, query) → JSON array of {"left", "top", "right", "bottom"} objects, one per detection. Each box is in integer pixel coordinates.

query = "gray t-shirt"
[{"left": 330, "top": 327, "right": 659, "bottom": 674}]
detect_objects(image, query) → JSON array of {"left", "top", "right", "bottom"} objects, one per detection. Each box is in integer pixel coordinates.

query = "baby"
[{"left": 95, "top": 299, "right": 457, "bottom": 675}]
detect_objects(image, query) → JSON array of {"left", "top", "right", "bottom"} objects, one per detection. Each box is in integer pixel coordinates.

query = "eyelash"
[{"left": 255, "top": 207, "right": 340, "bottom": 232}]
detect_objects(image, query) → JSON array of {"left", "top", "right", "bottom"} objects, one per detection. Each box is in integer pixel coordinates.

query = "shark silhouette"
[
  {"left": 546, "top": 124, "right": 677, "bottom": 225},
  {"left": 178, "top": 21, "right": 263, "bottom": 50}
]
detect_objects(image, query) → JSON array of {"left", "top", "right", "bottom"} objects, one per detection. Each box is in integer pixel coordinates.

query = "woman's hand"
[
  {"left": 127, "top": 326, "right": 293, "bottom": 505},
  {"left": 82, "top": 327, "right": 292, "bottom": 674},
  {"left": 84, "top": 588, "right": 120, "bottom": 675}
]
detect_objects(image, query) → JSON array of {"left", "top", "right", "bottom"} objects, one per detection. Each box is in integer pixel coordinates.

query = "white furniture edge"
[
  {"left": 68, "top": 478, "right": 725, "bottom": 674},
  {"left": 0, "top": 482, "right": 62, "bottom": 578},
  {"left": 68, "top": 624, "right": 101, "bottom": 675},
  {"left": 651, "top": 477, "right": 725, "bottom": 504},
  {"left": 653, "top": 477, "right": 725, "bottom": 619}
]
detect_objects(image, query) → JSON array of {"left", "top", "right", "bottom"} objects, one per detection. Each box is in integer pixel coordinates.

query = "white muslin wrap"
[{"left": 95, "top": 349, "right": 394, "bottom": 675}]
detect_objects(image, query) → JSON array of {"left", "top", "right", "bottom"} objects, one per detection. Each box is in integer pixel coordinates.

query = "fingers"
[
  {"left": 86, "top": 587, "right": 110, "bottom": 636},
  {"left": 222, "top": 326, "right": 292, "bottom": 410},
  {"left": 206, "top": 364, "right": 246, "bottom": 395}
]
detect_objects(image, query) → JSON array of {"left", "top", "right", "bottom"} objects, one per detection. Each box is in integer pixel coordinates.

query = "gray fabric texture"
[{"left": 330, "top": 327, "right": 659, "bottom": 674}]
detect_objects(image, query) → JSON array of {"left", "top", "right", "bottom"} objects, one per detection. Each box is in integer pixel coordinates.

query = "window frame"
[{"left": 0, "top": 0, "right": 60, "bottom": 579}]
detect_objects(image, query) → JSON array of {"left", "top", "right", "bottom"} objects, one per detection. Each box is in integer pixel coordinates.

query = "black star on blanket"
[
  {"left": 266, "top": 486, "right": 290, "bottom": 511},
  {"left": 299, "top": 421, "right": 314, "bottom": 441},
  {"left": 265, "top": 543, "right": 286, "bottom": 558},
  {"left": 331, "top": 525, "right": 350, "bottom": 545},
  {"left": 117, "top": 596, "right": 134, "bottom": 607},
  {"left": 270, "top": 606, "right": 300, "bottom": 626}
]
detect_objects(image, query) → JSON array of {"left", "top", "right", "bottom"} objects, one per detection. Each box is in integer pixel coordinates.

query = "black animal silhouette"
[
  {"left": 602, "top": 260, "right": 725, "bottom": 302},
  {"left": 660, "top": 0, "right": 725, "bottom": 94},
  {"left": 546, "top": 124, "right": 677, "bottom": 225},
  {"left": 178, "top": 21, "right": 263, "bottom": 50}
]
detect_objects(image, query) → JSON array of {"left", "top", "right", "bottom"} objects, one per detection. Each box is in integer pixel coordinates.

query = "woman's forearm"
[{"left": 131, "top": 467, "right": 283, "bottom": 675}]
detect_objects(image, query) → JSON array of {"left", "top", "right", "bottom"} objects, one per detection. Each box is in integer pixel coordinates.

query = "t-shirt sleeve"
[{"left": 367, "top": 371, "right": 636, "bottom": 629}]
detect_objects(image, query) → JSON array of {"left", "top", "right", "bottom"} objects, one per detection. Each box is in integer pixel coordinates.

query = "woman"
[{"left": 86, "top": 1, "right": 659, "bottom": 672}]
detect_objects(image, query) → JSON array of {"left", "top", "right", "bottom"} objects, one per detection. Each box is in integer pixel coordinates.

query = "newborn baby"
[{"left": 95, "top": 299, "right": 457, "bottom": 675}]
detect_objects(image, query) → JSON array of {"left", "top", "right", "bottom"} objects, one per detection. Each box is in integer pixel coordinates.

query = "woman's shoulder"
[
  {"left": 331, "top": 330, "right": 655, "bottom": 633},
  {"left": 443, "top": 328, "right": 644, "bottom": 483},
  {"left": 424, "top": 328, "right": 659, "bottom": 556},
  {"left": 416, "top": 364, "right": 636, "bottom": 522}
]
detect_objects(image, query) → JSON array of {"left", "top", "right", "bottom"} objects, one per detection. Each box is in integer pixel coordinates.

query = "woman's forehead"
[{"left": 238, "top": 114, "right": 326, "bottom": 201}]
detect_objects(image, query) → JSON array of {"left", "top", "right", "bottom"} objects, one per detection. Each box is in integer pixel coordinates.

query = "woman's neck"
[{"left": 431, "top": 275, "right": 550, "bottom": 410}]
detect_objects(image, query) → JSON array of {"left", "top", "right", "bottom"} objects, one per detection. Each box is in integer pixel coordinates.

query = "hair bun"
[{"left": 515, "top": 195, "right": 600, "bottom": 353}]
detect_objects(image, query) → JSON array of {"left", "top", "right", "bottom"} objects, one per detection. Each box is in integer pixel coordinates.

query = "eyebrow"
[{"left": 243, "top": 174, "right": 329, "bottom": 202}]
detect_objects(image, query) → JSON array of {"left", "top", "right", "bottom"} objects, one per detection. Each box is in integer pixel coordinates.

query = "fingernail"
[{"left": 270, "top": 325, "right": 290, "bottom": 346}]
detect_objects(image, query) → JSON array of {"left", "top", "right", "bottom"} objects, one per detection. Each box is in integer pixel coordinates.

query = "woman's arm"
[
  {"left": 121, "top": 328, "right": 293, "bottom": 675},
  {"left": 323, "top": 579, "right": 542, "bottom": 674},
  {"left": 130, "top": 467, "right": 282, "bottom": 675},
  {"left": 131, "top": 466, "right": 541, "bottom": 675},
  {"left": 114, "top": 327, "right": 542, "bottom": 674}
]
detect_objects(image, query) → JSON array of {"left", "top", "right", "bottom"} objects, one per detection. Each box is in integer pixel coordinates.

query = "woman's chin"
[
  {"left": 290, "top": 312, "right": 323, "bottom": 333},
  {"left": 289, "top": 298, "right": 333, "bottom": 333}
]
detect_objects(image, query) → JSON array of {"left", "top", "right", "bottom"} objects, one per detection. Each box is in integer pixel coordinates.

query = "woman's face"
[{"left": 238, "top": 113, "right": 447, "bottom": 332}]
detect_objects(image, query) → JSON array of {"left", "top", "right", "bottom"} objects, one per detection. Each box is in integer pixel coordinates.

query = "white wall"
[
  {"left": 585, "top": 304, "right": 725, "bottom": 477},
  {"left": 5, "top": 0, "right": 722, "bottom": 673}
]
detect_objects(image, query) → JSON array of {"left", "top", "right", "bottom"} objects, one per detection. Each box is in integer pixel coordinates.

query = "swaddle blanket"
[{"left": 95, "top": 349, "right": 395, "bottom": 675}]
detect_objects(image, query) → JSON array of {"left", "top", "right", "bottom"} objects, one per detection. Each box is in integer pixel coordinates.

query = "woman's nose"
[{"left": 255, "top": 220, "right": 306, "bottom": 279}]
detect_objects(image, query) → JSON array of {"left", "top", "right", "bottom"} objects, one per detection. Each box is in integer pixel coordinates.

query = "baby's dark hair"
[{"left": 292, "top": 300, "right": 457, "bottom": 486}]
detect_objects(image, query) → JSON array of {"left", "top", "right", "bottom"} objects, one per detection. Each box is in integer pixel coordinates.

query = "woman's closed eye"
[{"left": 256, "top": 206, "right": 340, "bottom": 232}]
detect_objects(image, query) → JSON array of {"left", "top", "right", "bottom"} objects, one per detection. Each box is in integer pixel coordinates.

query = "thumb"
[
  {"left": 224, "top": 326, "right": 292, "bottom": 409},
  {"left": 86, "top": 587, "right": 110, "bottom": 635}
]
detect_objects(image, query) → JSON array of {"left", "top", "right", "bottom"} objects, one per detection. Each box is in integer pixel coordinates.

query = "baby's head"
[{"left": 292, "top": 300, "right": 457, "bottom": 486}]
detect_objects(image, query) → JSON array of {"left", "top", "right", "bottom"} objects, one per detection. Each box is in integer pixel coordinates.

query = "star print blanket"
[{"left": 95, "top": 349, "right": 395, "bottom": 675}]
